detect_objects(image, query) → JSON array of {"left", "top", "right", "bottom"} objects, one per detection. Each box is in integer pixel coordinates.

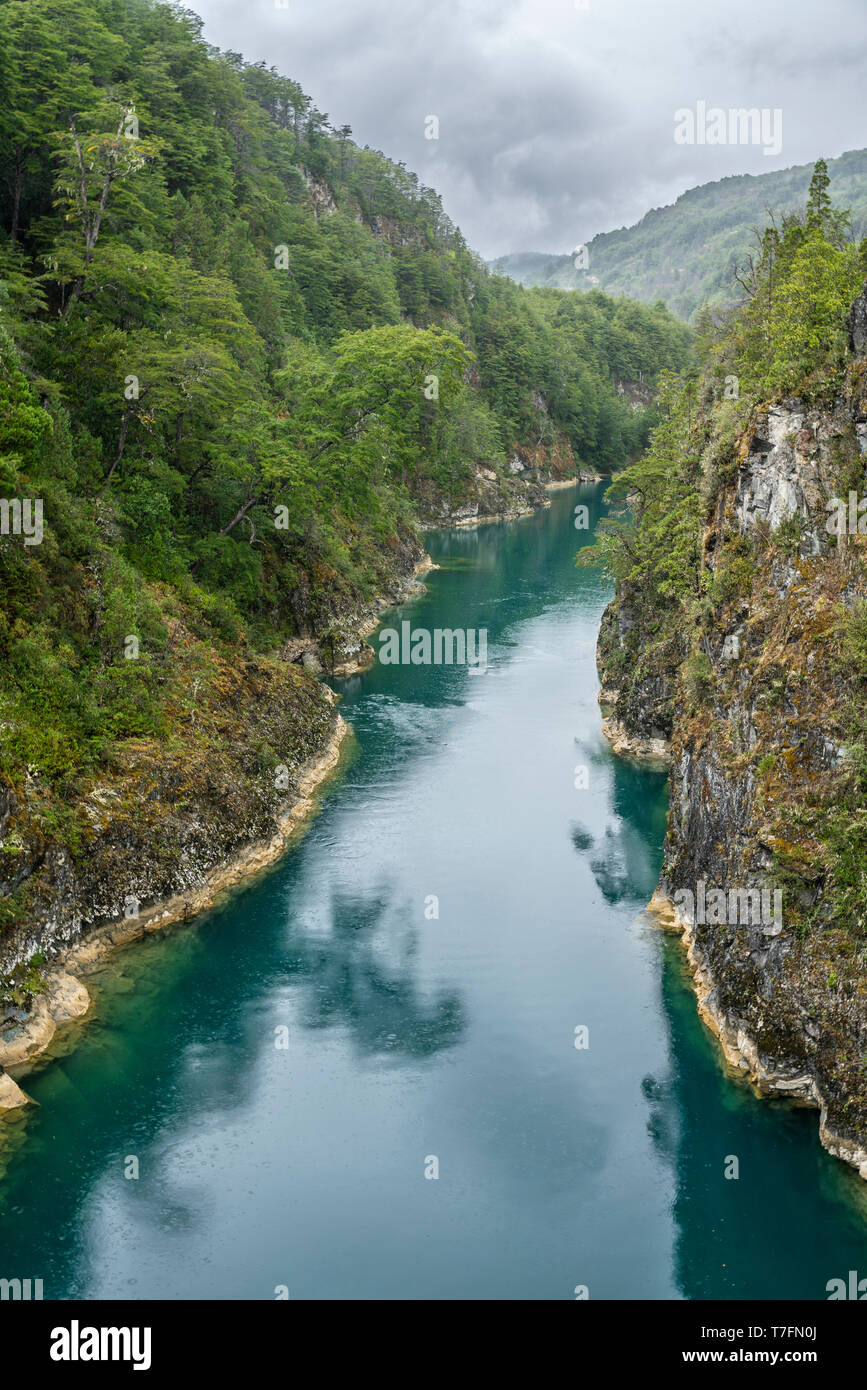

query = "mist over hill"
[{"left": 491, "top": 148, "right": 867, "bottom": 321}]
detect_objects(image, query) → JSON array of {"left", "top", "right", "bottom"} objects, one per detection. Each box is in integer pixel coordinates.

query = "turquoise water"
[{"left": 0, "top": 483, "right": 865, "bottom": 1300}]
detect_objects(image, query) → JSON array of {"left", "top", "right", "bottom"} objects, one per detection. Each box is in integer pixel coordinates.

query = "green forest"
[
  {"left": 492, "top": 147, "right": 867, "bottom": 321},
  {"left": 0, "top": 0, "right": 692, "bottom": 798},
  {"left": 587, "top": 162, "right": 867, "bottom": 647},
  {"left": 586, "top": 162, "right": 867, "bottom": 935}
]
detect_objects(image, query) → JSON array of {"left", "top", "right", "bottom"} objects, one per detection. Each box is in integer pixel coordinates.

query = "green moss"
[{"left": 0, "top": 952, "right": 48, "bottom": 1008}]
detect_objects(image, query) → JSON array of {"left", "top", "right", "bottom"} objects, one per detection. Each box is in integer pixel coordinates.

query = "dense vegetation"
[
  {"left": 587, "top": 164, "right": 867, "bottom": 607},
  {"left": 584, "top": 162, "right": 867, "bottom": 935},
  {"left": 0, "top": 0, "right": 692, "bottom": 804},
  {"left": 492, "top": 148, "right": 867, "bottom": 322}
]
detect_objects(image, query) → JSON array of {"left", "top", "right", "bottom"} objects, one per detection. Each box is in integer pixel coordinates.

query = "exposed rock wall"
[
  {"left": 0, "top": 656, "right": 341, "bottom": 971},
  {"left": 416, "top": 438, "right": 580, "bottom": 526},
  {"left": 0, "top": 712, "right": 348, "bottom": 1087},
  {"left": 599, "top": 294, "right": 867, "bottom": 1177}
]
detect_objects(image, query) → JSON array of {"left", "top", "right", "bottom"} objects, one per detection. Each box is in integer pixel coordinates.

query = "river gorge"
[{"left": 1, "top": 484, "right": 865, "bottom": 1300}]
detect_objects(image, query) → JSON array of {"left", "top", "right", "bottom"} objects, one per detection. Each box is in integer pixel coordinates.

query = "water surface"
[{"left": 1, "top": 483, "right": 865, "bottom": 1300}]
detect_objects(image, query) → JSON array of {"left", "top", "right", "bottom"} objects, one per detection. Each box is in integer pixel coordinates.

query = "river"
[{"left": 1, "top": 482, "right": 865, "bottom": 1300}]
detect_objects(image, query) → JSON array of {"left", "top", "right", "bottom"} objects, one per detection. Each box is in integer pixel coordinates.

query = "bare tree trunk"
[
  {"left": 99, "top": 405, "right": 134, "bottom": 492},
  {"left": 63, "top": 112, "right": 126, "bottom": 316},
  {"left": 220, "top": 495, "right": 261, "bottom": 535},
  {"left": 10, "top": 148, "right": 23, "bottom": 249}
]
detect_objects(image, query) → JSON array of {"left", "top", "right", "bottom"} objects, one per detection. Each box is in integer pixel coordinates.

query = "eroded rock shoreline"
[
  {"left": 0, "top": 474, "right": 585, "bottom": 1116},
  {"left": 642, "top": 887, "right": 867, "bottom": 1181},
  {"left": 595, "top": 317, "right": 867, "bottom": 1181},
  {"left": 0, "top": 714, "right": 349, "bottom": 1109},
  {"left": 600, "top": 641, "right": 867, "bottom": 1184}
]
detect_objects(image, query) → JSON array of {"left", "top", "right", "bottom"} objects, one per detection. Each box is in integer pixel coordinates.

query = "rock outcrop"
[
  {"left": 599, "top": 294, "right": 867, "bottom": 1179},
  {"left": 0, "top": 616, "right": 349, "bottom": 1090},
  {"left": 416, "top": 436, "right": 580, "bottom": 527},
  {"left": 848, "top": 281, "right": 867, "bottom": 355},
  {"left": 0, "top": 714, "right": 349, "bottom": 1081}
]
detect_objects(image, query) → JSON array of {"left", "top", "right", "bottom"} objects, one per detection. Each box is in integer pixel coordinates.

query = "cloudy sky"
[{"left": 190, "top": 0, "right": 866, "bottom": 260}]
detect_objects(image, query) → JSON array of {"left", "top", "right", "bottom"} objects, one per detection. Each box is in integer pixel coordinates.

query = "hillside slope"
[
  {"left": 492, "top": 149, "right": 867, "bottom": 321},
  {"left": 0, "top": 0, "right": 693, "bottom": 1054},
  {"left": 592, "top": 175, "right": 867, "bottom": 1177}
]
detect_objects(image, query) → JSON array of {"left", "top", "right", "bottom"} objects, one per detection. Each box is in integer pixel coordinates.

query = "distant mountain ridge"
[{"left": 490, "top": 148, "right": 867, "bottom": 321}]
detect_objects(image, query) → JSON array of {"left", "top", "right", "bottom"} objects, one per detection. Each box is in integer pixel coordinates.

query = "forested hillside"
[
  {"left": 0, "top": 0, "right": 691, "bottom": 983},
  {"left": 590, "top": 165, "right": 867, "bottom": 1172},
  {"left": 492, "top": 148, "right": 867, "bottom": 321}
]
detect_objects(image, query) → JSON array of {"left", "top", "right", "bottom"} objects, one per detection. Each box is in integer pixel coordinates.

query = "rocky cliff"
[
  {"left": 0, "top": 615, "right": 349, "bottom": 1098},
  {"left": 0, "top": 512, "right": 452, "bottom": 1089},
  {"left": 0, "top": 453, "right": 586, "bottom": 1108},
  {"left": 598, "top": 285, "right": 867, "bottom": 1179},
  {"left": 416, "top": 435, "right": 582, "bottom": 527}
]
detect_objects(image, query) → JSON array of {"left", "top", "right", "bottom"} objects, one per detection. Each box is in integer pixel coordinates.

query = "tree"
[
  {"left": 0, "top": 0, "right": 122, "bottom": 248},
  {"left": 51, "top": 101, "right": 159, "bottom": 311},
  {"left": 766, "top": 233, "right": 864, "bottom": 391},
  {"left": 805, "top": 157, "right": 851, "bottom": 248},
  {"left": 807, "top": 158, "right": 832, "bottom": 232}
]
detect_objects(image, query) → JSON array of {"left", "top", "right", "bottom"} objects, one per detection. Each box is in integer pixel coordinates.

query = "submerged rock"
[{"left": 0, "top": 1069, "right": 30, "bottom": 1111}]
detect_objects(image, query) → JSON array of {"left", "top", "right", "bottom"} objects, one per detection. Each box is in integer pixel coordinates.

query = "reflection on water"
[
  {"left": 283, "top": 885, "right": 466, "bottom": 1058},
  {"left": 0, "top": 484, "right": 865, "bottom": 1300},
  {"left": 643, "top": 933, "right": 867, "bottom": 1300}
]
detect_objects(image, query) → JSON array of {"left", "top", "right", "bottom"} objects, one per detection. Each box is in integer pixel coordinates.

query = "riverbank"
[
  {"left": 591, "top": 287, "right": 867, "bottom": 1188},
  {"left": 0, "top": 712, "right": 350, "bottom": 1108},
  {"left": 594, "top": 429, "right": 867, "bottom": 1183},
  {"left": 597, "top": 589, "right": 867, "bottom": 1183},
  {"left": 598, "top": 689, "right": 672, "bottom": 765},
  {"left": 600, "top": 665, "right": 867, "bottom": 1183},
  {"left": 0, "top": 475, "right": 588, "bottom": 1115},
  {"left": 644, "top": 887, "right": 867, "bottom": 1182}
]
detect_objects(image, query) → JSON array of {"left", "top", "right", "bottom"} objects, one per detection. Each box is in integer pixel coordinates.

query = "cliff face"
[
  {"left": 415, "top": 436, "right": 581, "bottom": 527},
  {"left": 597, "top": 589, "right": 677, "bottom": 761},
  {"left": 0, "top": 614, "right": 345, "bottom": 1074},
  {"left": 598, "top": 289, "right": 867, "bottom": 1178},
  {"left": 0, "top": 654, "right": 338, "bottom": 982},
  {"left": 0, "top": 421, "right": 580, "bottom": 1092},
  {"left": 0, "top": 519, "right": 446, "bottom": 1054}
]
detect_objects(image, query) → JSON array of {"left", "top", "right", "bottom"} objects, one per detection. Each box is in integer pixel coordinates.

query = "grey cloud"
[{"left": 191, "top": 0, "right": 867, "bottom": 258}]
